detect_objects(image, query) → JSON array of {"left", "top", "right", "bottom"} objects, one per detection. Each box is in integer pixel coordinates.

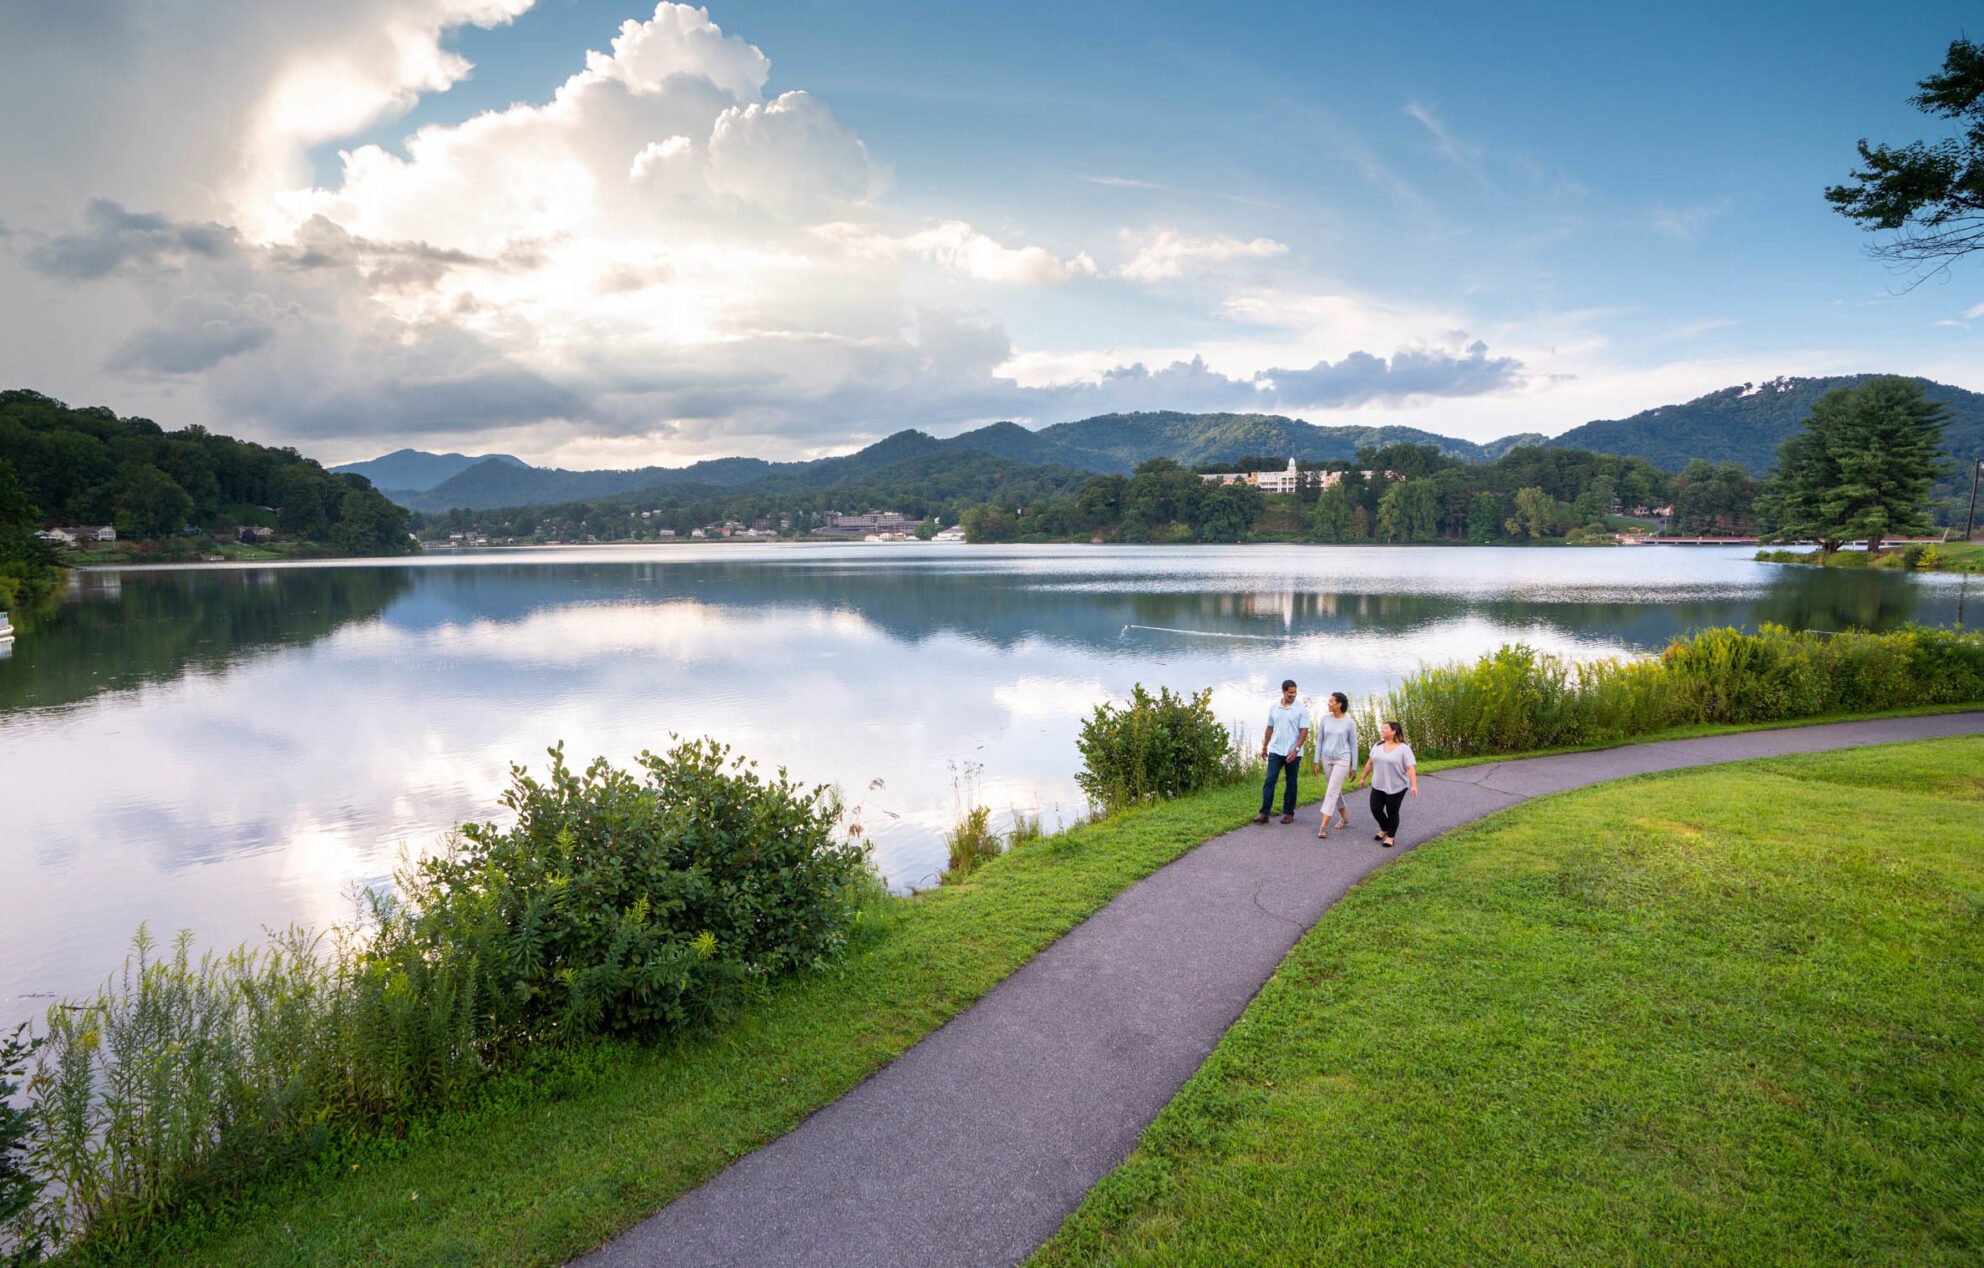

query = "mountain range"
[{"left": 334, "top": 374, "right": 1984, "bottom": 515}]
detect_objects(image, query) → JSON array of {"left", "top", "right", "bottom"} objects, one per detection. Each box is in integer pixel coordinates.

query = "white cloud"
[
  {"left": 0, "top": 1, "right": 1537, "bottom": 465},
  {"left": 1117, "top": 228, "right": 1288, "bottom": 282}
]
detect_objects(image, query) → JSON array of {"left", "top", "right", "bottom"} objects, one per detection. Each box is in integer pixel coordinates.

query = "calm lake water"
[{"left": 2, "top": 543, "right": 1974, "bottom": 1027}]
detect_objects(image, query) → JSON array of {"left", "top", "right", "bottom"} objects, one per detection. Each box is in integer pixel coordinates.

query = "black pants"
[
  {"left": 1260, "top": 752, "right": 1299, "bottom": 814},
  {"left": 1370, "top": 787, "right": 1405, "bottom": 838}
]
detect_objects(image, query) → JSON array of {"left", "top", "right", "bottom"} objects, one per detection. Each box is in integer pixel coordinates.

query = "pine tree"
[{"left": 1758, "top": 377, "right": 1953, "bottom": 552}]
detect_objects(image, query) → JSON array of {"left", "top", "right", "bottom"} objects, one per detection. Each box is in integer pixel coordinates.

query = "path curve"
[{"left": 577, "top": 713, "right": 1984, "bottom": 1268}]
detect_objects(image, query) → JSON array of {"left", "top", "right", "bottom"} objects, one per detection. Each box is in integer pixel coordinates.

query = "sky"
[{"left": 0, "top": 1, "right": 1978, "bottom": 468}]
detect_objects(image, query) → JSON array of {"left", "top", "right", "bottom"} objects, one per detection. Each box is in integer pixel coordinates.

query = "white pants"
[{"left": 1318, "top": 757, "right": 1352, "bottom": 820}]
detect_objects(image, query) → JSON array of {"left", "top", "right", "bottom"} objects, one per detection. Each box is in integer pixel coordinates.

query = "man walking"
[{"left": 1255, "top": 678, "right": 1310, "bottom": 824}]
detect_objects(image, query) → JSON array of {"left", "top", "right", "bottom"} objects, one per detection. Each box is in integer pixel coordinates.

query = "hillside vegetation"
[{"left": 0, "top": 390, "right": 415, "bottom": 560}]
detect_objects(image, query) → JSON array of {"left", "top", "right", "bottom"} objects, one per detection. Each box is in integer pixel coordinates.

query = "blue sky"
[{"left": 0, "top": 1, "right": 1977, "bottom": 464}]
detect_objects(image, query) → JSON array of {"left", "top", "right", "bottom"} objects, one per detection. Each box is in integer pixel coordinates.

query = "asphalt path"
[{"left": 576, "top": 712, "right": 1984, "bottom": 1268}]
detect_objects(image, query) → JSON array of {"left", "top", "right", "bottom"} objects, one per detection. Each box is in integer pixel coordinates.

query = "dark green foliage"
[
  {"left": 1, "top": 1026, "right": 42, "bottom": 1264},
  {"left": 982, "top": 444, "right": 1680, "bottom": 545},
  {"left": 1669, "top": 459, "right": 1756, "bottom": 535},
  {"left": 0, "top": 391, "right": 414, "bottom": 555},
  {"left": 1075, "top": 685, "right": 1240, "bottom": 812},
  {"left": 1310, "top": 483, "right": 1360, "bottom": 542},
  {"left": 0, "top": 459, "right": 58, "bottom": 614},
  {"left": 411, "top": 740, "right": 874, "bottom": 1037},
  {"left": 1758, "top": 377, "right": 1954, "bottom": 550},
  {"left": 1826, "top": 37, "right": 1984, "bottom": 269},
  {"left": 1466, "top": 491, "right": 1505, "bottom": 543}
]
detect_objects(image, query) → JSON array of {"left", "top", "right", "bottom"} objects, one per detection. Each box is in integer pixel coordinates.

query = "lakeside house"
[{"left": 36, "top": 525, "right": 116, "bottom": 545}]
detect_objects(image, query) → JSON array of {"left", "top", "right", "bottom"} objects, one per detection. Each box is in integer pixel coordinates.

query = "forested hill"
[
  {"left": 0, "top": 390, "right": 415, "bottom": 555},
  {"left": 1552, "top": 376, "right": 1984, "bottom": 473}
]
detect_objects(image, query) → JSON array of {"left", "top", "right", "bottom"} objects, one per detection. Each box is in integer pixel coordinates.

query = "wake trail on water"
[{"left": 1120, "top": 623, "right": 1287, "bottom": 642}]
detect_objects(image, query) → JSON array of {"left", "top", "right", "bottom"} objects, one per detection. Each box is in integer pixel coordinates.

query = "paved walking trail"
[{"left": 578, "top": 713, "right": 1984, "bottom": 1268}]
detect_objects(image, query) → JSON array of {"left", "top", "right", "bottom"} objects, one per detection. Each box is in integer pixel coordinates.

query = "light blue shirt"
[
  {"left": 1266, "top": 699, "right": 1311, "bottom": 757},
  {"left": 1316, "top": 713, "right": 1359, "bottom": 765}
]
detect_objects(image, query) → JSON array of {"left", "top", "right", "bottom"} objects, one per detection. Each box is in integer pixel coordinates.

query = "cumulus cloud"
[
  {"left": 0, "top": 1, "right": 1529, "bottom": 462},
  {"left": 1117, "top": 228, "right": 1289, "bottom": 282}
]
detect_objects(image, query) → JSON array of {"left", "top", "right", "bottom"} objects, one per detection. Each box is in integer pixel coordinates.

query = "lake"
[{"left": 2, "top": 543, "right": 1974, "bottom": 1028}]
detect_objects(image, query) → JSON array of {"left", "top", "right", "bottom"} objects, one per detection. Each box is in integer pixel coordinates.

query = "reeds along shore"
[{"left": 1353, "top": 624, "right": 1984, "bottom": 760}]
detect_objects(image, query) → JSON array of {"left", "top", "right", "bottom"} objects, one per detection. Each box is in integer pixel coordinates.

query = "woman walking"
[
  {"left": 1311, "top": 691, "right": 1358, "bottom": 839},
  {"left": 1356, "top": 720, "right": 1418, "bottom": 848}
]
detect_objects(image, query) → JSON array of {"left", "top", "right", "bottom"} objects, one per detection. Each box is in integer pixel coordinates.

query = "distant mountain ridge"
[
  {"left": 330, "top": 448, "right": 529, "bottom": 494},
  {"left": 353, "top": 374, "right": 1984, "bottom": 514}
]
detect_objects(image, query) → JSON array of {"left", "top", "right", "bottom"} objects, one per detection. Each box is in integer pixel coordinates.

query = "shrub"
[
  {"left": 1365, "top": 625, "right": 1984, "bottom": 759},
  {"left": 14, "top": 738, "right": 874, "bottom": 1256},
  {"left": 409, "top": 739, "right": 875, "bottom": 1038},
  {"left": 1075, "top": 685, "right": 1242, "bottom": 812}
]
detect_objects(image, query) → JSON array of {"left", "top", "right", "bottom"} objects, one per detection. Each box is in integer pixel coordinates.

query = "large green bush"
[
  {"left": 1076, "top": 685, "right": 1242, "bottom": 812},
  {"left": 408, "top": 740, "right": 873, "bottom": 1037},
  {"left": 12, "top": 740, "right": 872, "bottom": 1257}
]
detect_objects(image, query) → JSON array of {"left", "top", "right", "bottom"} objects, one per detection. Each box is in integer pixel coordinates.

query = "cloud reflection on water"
[{"left": 1, "top": 544, "right": 1967, "bottom": 1029}]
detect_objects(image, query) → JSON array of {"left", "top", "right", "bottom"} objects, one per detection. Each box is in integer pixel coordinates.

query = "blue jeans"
[{"left": 1259, "top": 751, "right": 1299, "bottom": 815}]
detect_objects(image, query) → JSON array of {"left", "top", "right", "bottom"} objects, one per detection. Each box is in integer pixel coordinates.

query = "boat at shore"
[{"left": 0, "top": 611, "right": 13, "bottom": 640}]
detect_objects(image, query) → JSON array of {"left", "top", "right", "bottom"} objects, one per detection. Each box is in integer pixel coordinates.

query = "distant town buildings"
[
  {"left": 1198, "top": 459, "right": 1393, "bottom": 493},
  {"left": 812, "top": 510, "right": 924, "bottom": 538}
]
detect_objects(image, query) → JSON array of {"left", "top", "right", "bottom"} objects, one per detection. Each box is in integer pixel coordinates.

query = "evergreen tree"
[{"left": 1758, "top": 377, "right": 1952, "bottom": 551}]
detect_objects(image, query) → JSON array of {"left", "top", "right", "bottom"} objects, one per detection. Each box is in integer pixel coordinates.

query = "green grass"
[
  {"left": 1033, "top": 737, "right": 1984, "bottom": 1266},
  {"left": 94, "top": 775, "right": 1300, "bottom": 1266}
]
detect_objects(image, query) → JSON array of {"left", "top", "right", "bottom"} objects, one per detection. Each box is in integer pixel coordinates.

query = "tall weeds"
[
  {"left": 8, "top": 738, "right": 875, "bottom": 1259},
  {"left": 1363, "top": 624, "right": 1984, "bottom": 760}
]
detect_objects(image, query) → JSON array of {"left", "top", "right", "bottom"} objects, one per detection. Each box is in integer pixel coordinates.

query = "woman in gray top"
[
  {"left": 1355, "top": 720, "right": 1418, "bottom": 848},
  {"left": 1310, "top": 692, "right": 1358, "bottom": 839}
]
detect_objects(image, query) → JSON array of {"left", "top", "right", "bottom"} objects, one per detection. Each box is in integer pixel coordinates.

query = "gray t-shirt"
[
  {"left": 1369, "top": 742, "right": 1416, "bottom": 794},
  {"left": 1316, "top": 713, "right": 1359, "bottom": 765}
]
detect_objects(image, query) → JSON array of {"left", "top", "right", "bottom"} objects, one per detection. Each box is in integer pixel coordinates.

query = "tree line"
[
  {"left": 0, "top": 390, "right": 416, "bottom": 564},
  {"left": 960, "top": 442, "right": 1757, "bottom": 545}
]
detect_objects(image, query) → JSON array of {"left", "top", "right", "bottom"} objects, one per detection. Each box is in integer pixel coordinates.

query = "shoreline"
[{"left": 84, "top": 703, "right": 1984, "bottom": 1265}]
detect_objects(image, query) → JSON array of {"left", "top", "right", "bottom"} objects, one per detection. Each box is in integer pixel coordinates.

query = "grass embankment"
[
  {"left": 1036, "top": 737, "right": 1984, "bottom": 1266},
  {"left": 96, "top": 777, "right": 1302, "bottom": 1266},
  {"left": 1758, "top": 541, "right": 1984, "bottom": 573}
]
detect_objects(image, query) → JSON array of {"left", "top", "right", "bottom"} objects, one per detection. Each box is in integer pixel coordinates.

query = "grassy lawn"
[
  {"left": 1034, "top": 737, "right": 1984, "bottom": 1266},
  {"left": 101, "top": 776, "right": 1298, "bottom": 1266}
]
